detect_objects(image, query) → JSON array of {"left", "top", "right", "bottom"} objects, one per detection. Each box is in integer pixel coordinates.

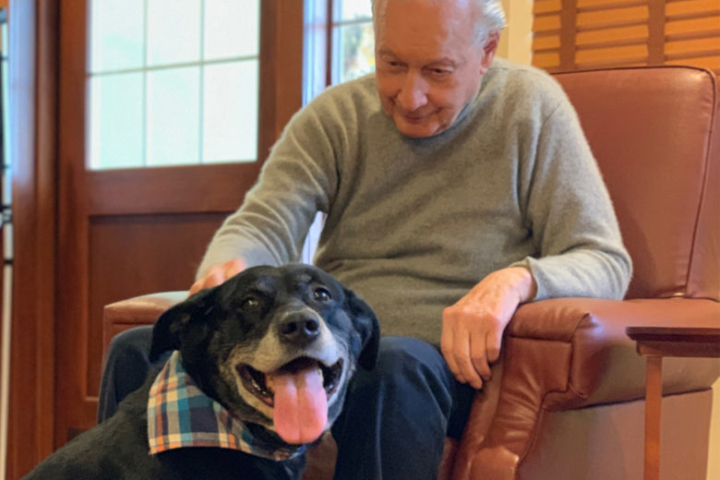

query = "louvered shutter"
[{"left": 532, "top": 0, "right": 720, "bottom": 75}]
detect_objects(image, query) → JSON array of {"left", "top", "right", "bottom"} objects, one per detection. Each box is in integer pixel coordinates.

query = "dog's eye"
[
  {"left": 313, "top": 287, "right": 332, "bottom": 302},
  {"left": 241, "top": 296, "right": 261, "bottom": 311}
]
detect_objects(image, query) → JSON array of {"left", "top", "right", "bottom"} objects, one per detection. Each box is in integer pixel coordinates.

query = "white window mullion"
[
  {"left": 199, "top": 0, "right": 206, "bottom": 164},
  {"left": 142, "top": 0, "right": 148, "bottom": 167}
]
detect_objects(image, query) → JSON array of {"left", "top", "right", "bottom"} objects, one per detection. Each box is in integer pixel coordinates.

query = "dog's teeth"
[{"left": 251, "top": 377, "right": 262, "bottom": 391}]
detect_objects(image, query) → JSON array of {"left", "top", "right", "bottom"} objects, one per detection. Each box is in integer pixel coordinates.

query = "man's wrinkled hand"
[
  {"left": 441, "top": 267, "right": 536, "bottom": 389},
  {"left": 189, "top": 258, "right": 247, "bottom": 296}
]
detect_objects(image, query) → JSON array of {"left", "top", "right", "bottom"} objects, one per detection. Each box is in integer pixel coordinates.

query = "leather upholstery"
[
  {"left": 554, "top": 67, "right": 720, "bottom": 301},
  {"left": 103, "top": 66, "right": 720, "bottom": 480}
]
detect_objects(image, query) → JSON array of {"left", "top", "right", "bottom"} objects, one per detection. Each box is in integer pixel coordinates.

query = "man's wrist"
[{"left": 506, "top": 266, "right": 537, "bottom": 304}]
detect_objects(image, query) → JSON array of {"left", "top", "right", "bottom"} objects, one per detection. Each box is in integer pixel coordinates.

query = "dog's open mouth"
[
  {"left": 236, "top": 357, "right": 344, "bottom": 408},
  {"left": 237, "top": 357, "right": 344, "bottom": 445}
]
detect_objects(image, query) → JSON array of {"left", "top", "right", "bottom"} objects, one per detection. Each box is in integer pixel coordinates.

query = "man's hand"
[
  {"left": 441, "top": 267, "right": 537, "bottom": 389},
  {"left": 189, "top": 258, "right": 247, "bottom": 296}
]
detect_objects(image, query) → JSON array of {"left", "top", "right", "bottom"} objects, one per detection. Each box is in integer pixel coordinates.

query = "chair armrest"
[
  {"left": 453, "top": 297, "right": 720, "bottom": 480},
  {"left": 508, "top": 297, "right": 720, "bottom": 408},
  {"left": 102, "top": 292, "right": 187, "bottom": 359}
]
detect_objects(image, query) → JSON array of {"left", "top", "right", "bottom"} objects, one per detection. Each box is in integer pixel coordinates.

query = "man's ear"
[
  {"left": 344, "top": 288, "right": 380, "bottom": 371},
  {"left": 149, "top": 288, "right": 216, "bottom": 362},
  {"left": 479, "top": 31, "right": 500, "bottom": 74}
]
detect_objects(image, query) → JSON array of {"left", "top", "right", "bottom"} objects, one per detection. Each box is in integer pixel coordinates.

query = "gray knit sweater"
[{"left": 198, "top": 58, "right": 632, "bottom": 343}]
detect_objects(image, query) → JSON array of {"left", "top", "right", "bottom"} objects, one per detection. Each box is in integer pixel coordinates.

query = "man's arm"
[
  {"left": 441, "top": 81, "right": 632, "bottom": 388},
  {"left": 511, "top": 96, "right": 633, "bottom": 302},
  {"left": 191, "top": 89, "right": 350, "bottom": 287}
]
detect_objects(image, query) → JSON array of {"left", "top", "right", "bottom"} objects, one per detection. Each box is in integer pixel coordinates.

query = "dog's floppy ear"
[
  {"left": 344, "top": 288, "right": 380, "bottom": 371},
  {"left": 149, "top": 288, "right": 216, "bottom": 362}
]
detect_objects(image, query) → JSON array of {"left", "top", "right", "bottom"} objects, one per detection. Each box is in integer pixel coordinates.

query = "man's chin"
[{"left": 394, "top": 116, "right": 442, "bottom": 138}]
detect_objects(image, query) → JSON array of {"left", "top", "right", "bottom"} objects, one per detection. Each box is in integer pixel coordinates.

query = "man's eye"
[{"left": 313, "top": 287, "right": 332, "bottom": 302}]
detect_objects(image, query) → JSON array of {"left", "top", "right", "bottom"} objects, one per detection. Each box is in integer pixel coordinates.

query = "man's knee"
[
  {"left": 107, "top": 325, "right": 153, "bottom": 355},
  {"left": 366, "top": 336, "right": 455, "bottom": 398},
  {"left": 102, "top": 325, "right": 154, "bottom": 394},
  {"left": 98, "top": 325, "right": 154, "bottom": 422},
  {"left": 105, "top": 325, "right": 154, "bottom": 366}
]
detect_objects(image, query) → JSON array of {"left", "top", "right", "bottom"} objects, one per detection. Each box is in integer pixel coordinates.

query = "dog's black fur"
[{"left": 23, "top": 265, "right": 379, "bottom": 480}]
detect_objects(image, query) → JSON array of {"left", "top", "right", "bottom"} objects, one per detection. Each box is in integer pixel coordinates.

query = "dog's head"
[{"left": 149, "top": 264, "right": 379, "bottom": 446}]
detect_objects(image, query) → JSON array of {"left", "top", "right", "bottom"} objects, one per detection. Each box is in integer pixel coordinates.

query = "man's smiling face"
[{"left": 374, "top": 0, "right": 498, "bottom": 138}]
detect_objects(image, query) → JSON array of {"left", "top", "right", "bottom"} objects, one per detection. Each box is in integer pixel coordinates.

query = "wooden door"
[{"left": 54, "top": 0, "right": 305, "bottom": 449}]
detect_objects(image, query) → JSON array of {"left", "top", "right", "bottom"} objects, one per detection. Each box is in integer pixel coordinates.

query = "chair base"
[{"left": 518, "top": 389, "right": 715, "bottom": 480}]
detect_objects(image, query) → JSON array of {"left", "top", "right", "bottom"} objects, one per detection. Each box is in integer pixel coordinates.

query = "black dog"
[{"left": 24, "top": 265, "right": 379, "bottom": 480}]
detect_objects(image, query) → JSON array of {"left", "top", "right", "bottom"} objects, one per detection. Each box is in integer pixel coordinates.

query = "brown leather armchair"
[{"left": 103, "top": 66, "right": 720, "bottom": 480}]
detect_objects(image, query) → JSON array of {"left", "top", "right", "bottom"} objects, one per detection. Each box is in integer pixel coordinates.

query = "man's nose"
[{"left": 396, "top": 72, "right": 428, "bottom": 111}]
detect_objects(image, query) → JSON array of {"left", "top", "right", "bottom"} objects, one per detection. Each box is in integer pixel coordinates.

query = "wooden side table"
[{"left": 626, "top": 327, "right": 720, "bottom": 480}]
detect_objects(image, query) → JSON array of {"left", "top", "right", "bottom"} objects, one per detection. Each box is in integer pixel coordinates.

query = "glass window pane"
[
  {"left": 203, "top": 61, "right": 258, "bottom": 163},
  {"left": 334, "top": 22, "right": 375, "bottom": 84},
  {"left": 147, "top": 0, "right": 201, "bottom": 66},
  {"left": 89, "top": 0, "right": 144, "bottom": 72},
  {"left": 87, "top": 0, "right": 261, "bottom": 170},
  {"left": 204, "top": 0, "right": 259, "bottom": 60},
  {"left": 335, "top": 0, "right": 373, "bottom": 21},
  {"left": 1, "top": 17, "right": 6, "bottom": 57},
  {"left": 89, "top": 73, "right": 144, "bottom": 169},
  {"left": 146, "top": 67, "right": 200, "bottom": 166}
]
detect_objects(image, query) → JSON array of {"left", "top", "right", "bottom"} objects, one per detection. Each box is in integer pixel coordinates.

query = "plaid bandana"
[{"left": 147, "top": 351, "right": 306, "bottom": 461}]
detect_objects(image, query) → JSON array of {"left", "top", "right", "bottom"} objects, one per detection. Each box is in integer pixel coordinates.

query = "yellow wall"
[{"left": 497, "top": 0, "right": 533, "bottom": 65}]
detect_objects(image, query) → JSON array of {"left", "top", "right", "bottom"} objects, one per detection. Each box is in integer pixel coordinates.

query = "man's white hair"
[{"left": 371, "top": 0, "right": 506, "bottom": 44}]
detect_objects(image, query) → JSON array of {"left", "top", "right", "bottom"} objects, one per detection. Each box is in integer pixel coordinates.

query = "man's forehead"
[
  {"left": 375, "top": 0, "right": 475, "bottom": 19},
  {"left": 377, "top": 47, "right": 461, "bottom": 67},
  {"left": 376, "top": 0, "right": 467, "bottom": 9},
  {"left": 375, "top": 0, "right": 477, "bottom": 52}
]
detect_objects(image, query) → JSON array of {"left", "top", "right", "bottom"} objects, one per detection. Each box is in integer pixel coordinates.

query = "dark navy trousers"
[{"left": 98, "top": 328, "right": 475, "bottom": 480}]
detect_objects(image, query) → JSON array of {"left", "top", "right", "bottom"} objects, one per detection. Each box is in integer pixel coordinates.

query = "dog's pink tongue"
[{"left": 270, "top": 367, "right": 327, "bottom": 444}]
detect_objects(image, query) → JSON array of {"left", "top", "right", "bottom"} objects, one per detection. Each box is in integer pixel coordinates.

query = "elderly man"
[{"left": 99, "top": 0, "right": 632, "bottom": 478}]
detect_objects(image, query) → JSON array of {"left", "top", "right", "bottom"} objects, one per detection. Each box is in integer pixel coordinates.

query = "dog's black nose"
[{"left": 279, "top": 313, "right": 321, "bottom": 345}]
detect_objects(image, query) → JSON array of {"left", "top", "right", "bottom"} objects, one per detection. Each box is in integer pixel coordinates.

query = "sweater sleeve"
[
  {"left": 196, "top": 95, "right": 344, "bottom": 279},
  {"left": 511, "top": 96, "right": 633, "bottom": 301}
]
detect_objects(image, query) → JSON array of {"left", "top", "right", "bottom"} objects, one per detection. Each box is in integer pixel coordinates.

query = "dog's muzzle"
[
  {"left": 236, "top": 355, "right": 344, "bottom": 445},
  {"left": 236, "top": 357, "right": 344, "bottom": 408}
]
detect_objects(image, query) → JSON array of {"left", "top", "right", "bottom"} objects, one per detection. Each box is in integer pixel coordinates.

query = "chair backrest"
[{"left": 554, "top": 66, "right": 720, "bottom": 301}]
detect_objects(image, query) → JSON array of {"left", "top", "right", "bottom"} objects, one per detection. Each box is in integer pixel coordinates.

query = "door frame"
[{"left": 6, "top": 0, "right": 59, "bottom": 477}]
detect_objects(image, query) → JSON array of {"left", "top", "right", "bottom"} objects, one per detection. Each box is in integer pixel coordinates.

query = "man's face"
[{"left": 374, "top": 0, "right": 498, "bottom": 138}]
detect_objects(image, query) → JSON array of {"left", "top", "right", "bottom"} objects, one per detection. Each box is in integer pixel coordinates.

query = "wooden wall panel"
[
  {"left": 85, "top": 214, "right": 226, "bottom": 398},
  {"left": 532, "top": 0, "right": 720, "bottom": 75},
  {"left": 87, "top": 164, "right": 260, "bottom": 216},
  {"left": 576, "top": 24, "right": 648, "bottom": 46},
  {"left": 576, "top": 6, "right": 648, "bottom": 29}
]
